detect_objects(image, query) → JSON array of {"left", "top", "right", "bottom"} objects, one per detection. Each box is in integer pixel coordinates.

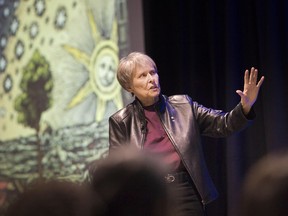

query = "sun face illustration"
[{"left": 62, "top": 9, "right": 123, "bottom": 122}]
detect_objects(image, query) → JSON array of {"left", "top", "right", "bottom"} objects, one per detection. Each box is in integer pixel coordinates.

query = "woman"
[{"left": 109, "top": 52, "right": 264, "bottom": 216}]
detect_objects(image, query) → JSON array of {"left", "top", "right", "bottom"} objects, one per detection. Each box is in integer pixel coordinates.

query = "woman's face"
[{"left": 128, "top": 63, "right": 161, "bottom": 106}]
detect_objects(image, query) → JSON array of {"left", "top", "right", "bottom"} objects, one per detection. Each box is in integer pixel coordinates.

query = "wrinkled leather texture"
[{"left": 109, "top": 94, "right": 254, "bottom": 204}]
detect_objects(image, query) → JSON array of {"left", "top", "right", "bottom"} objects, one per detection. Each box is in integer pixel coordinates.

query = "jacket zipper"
[
  {"left": 140, "top": 130, "right": 146, "bottom": 149},
  {"left": 156, "top": 110, "right": 207, "bottom": 206}
]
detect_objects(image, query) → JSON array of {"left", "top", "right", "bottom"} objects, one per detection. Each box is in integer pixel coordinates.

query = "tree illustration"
[{"left": 14, "top": 49, "right": 53, "bottom": 179}]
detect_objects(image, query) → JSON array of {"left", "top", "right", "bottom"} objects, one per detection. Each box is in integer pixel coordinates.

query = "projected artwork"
[
  {"left": 62, "top": 9, "right": 123, "bottom": 122},
  {"left": 0, "top": 0, "right": 129, "bottom": 212}
]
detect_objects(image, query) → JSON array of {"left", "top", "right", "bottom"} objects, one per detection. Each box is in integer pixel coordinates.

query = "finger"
[
  {"left": 244, "top": 69, "right": 249, "bottom": 85},
  {"left": 253, "top": 69, "right": 258, "bottom": 84},
  {"left": 249, "top": 67, "right": 255, "bottom": 84},
  {"left": 256, "top": 76, "right": 265, "bottom": 88}
]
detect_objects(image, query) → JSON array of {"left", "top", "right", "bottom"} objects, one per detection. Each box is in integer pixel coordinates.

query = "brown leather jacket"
[{"left": 109, "top": 94, "right": 254, "bottom": 205}]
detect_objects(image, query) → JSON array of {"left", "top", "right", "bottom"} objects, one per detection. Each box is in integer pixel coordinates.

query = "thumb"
[{"left": 236, "top": 90, "right": 244, "bottom": 98}]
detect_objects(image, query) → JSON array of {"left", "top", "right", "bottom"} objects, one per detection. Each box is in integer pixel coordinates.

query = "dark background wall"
[{"left": 128, "top": 0, "right": 288, "bottom": 215}]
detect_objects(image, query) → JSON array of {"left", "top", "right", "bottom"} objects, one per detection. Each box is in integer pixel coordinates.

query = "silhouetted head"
[
  {"left": 241, "top": 150, "right": 288, "bottom": 216},
  {"left": 89, "top": 147, "right": 174, "bottom": 216},
  {"left": 5, "top": 180, "right": 92, "bottom": 216}
]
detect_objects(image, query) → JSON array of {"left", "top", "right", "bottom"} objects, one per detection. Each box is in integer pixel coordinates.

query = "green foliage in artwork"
[{"left": 14, "top": 49, "right": 53, "bottom": 132}]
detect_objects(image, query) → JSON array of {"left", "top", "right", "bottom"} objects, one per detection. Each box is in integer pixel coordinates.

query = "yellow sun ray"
[
  {"left": 66, "top": 81, "right": 93, "bottom": 109},
  {"left": 62, "top": 45, "right": 90, "bottom": 69},
  {"left": 88, "top": 9, "right": 102, "bottom": 43},
  {"left": 95, "top": 99, "right": 106, "bottom": 122},
  {"left": 113, "top": 91, "right": 123, "bottom": 109},
  {"left": 111, "top": 19, "right": 118, "bottom": 43}
]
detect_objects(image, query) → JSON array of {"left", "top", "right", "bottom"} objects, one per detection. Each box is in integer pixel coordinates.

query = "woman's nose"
[{"left": 148, "top": 74, "right": 154, "bottom": 83}]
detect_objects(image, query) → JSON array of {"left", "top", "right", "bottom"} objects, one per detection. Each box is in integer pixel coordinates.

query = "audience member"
[
  {"left": 88, "top": 146, "right": 176, "bottom": 216},
  {"left": 240, "top": 150, "right": 288, "bottom": 216},
  {"left": 5, "top": 180, "right": 92, "bottom": 216}
]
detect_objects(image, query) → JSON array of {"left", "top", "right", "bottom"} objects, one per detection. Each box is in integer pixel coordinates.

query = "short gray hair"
[{"left": 117, "top": 52, "right": 157, "bottom": 91}]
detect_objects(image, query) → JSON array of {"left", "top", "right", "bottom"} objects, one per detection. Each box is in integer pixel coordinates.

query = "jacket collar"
[
  {"left": 154, "top": 94, "right": 166, "bottom": 114},
  {"left": 134, "top": 94, "right": 166, "bottom": 114}
]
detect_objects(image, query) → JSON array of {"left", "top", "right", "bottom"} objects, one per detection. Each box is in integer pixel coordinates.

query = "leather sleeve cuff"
[{"left": 242, "top": 105, "right": 256, "bottom": 120}]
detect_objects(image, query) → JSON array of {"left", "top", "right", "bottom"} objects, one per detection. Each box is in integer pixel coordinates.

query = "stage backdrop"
[{"left": 0, "top": 0, "right": 132, "bottom": 212}]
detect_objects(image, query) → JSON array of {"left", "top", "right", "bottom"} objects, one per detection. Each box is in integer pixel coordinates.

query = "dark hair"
[
  {"left": 5, "top": 180, "right": 91, "bottom": 216},
  {"left": 241, "top": 150, "right": 288, "bottom": 216},
  {"left": 88, "top": 147, "right": 173, "bottom": 216}
]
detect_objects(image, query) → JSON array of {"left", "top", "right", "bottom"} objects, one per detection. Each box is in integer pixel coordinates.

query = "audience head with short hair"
[
  {"left": 88, "top": 146, "right": 175, "bottom": 216},
  {"left": 241, "top": 149, "right": 288, "bottom": 216},
  {"left": 5, "top": 180, "right": 92, "bottom": 216}
]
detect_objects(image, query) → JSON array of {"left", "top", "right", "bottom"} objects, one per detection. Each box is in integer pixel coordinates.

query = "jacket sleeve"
[
  {"left": 193, "top": 101, "right": 255, "bottom": 137},
  {"left": 108, "top": 116, "right": 127, "bottom": 153}
]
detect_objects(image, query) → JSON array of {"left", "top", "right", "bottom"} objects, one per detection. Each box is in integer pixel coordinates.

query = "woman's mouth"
[{"left": 150, "top": 86, "right": 158, "bottom": 90}]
